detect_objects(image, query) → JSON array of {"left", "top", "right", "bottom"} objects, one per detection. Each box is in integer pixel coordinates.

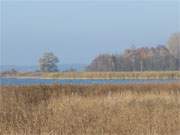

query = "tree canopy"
[
  {"left": 167, "top": 33, "right": 180, "bottom": 69},
  {"left": 87, "top": 45, "right": 177, "bottom": 71},
  {"left": 167, "top": 33, "right": 180, "bottom": 59},
  {"left": 39, "top": 52, "right": 59, "bottom": 72}
]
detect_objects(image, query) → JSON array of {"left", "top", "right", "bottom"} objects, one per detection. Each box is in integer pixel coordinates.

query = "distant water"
[
  {"left": 0, "top": 65, "right": 37, "bottom": 72},
  {"left": 0, "top": 64, "right": 86, "bottom": 72},
  {"left": 0, "top": 78, "right": 179, "bottom": 86}
]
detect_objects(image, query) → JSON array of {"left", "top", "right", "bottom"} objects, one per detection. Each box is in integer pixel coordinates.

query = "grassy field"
[
  {"left": 0, "top": 83, "right": 180, "bottom": 135},
  {"left": 1, "top": 71, "right": 180, "bottom": 79}
]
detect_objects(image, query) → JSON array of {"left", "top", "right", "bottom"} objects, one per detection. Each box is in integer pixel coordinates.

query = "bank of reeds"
[
  {"left": 1, "top": 71, "right": 180, "bottom": 79},
  {"left": 0, "top": 83, "right": 180, "bottom": 135}
]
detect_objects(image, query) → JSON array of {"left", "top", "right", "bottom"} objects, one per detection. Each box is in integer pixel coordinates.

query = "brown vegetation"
[
  {"left": 0, "top": 83, "right": 180, "bottom": 135},
  {"left": 87, "top": 46, "right": 179, "bottom": 71},
  {"left": 1, "top": 71, "right": 180, "bottom": 79}
]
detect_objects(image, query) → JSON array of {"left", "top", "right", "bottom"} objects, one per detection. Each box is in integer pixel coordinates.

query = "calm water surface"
[{"left": 0, "top": 78, "right": 179, "bottom": 86}]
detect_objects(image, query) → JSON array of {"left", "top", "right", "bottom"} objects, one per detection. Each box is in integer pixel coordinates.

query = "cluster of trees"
[
  {"left": 38, "top": 33, "right": 179, "bottom": 72},
  {"left": 87, "top": 33, "right": 180, "bottom": 71}
]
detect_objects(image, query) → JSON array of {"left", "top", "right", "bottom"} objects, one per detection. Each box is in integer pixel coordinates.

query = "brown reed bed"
[
  {"left": 0, "top": 83, "right": 180, "bottom": 135},
  {"left": 1, "top": 71, "right": 180, "bottom": 79}
]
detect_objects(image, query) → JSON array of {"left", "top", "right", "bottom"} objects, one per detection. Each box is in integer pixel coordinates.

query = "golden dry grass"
[
  {"left": 0, "top": 83, "right": 180, "bottom": 135},
  {"left": 1, "top": 71, "right": 180, "bottom": 79}
]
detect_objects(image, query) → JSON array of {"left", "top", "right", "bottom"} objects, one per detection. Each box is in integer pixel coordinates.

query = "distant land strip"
[{"left": 1, "top": 71, "right": 180, "bottom": 80}]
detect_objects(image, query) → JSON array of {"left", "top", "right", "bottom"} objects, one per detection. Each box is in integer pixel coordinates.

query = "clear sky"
[{"left": 0, "top": 0, "right": 180, "bottom": 66}]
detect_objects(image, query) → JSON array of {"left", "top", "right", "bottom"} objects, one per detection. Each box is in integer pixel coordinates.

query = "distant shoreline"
[
  {"left": 1, "top": 76, "right": 180, "bottom": 80},
  {"left": 1, "top": 71, "right": 180, "bottom": 80}
]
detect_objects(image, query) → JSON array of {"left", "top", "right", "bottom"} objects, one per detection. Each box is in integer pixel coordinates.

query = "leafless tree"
[
  {"left": 39, "top": 52, "right": 59, "bottom": 72},
  {"left": 167, "top": 33, "right": 180, "bottom": 70}
]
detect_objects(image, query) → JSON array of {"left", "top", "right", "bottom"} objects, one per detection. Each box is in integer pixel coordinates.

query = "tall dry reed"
[{"left": 0, "top": 83, "right": 180, "bottom": 135}]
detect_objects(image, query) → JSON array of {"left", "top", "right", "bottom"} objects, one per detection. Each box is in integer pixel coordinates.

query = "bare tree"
[
  {"left": 39, "top": 52, "right": 59, "bottom": 72},
  {"left": 167, "top": 33, "right": 180, "bottom": 69}
]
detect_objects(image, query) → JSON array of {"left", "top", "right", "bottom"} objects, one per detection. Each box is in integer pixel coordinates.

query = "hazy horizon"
[{"left": 1, "top": 0, "right": 180, "bottom": 66}]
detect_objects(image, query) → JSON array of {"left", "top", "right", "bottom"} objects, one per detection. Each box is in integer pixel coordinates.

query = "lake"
[{"left": 0, "top": 77, "right": 179, "bottom": 86}]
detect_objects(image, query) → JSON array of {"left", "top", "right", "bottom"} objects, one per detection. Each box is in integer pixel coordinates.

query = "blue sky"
[{"left": 0, "top": 0, "right": 180, "bottom": 65}]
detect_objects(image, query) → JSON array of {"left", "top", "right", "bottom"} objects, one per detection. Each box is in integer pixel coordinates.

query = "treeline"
[
  {"left": 87, "top": 46, "right": 177, "bottom": 71},
  {"left": 87, "top": 33, "right": 180, "bottom": 71}
]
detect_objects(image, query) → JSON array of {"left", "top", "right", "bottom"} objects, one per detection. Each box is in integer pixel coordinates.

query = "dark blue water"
[{"left": 0, "top": 77, "right": 179, "bottom": 86}]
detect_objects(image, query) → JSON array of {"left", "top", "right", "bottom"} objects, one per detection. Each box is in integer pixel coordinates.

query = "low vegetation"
[
  {"left": 0, "top": 83, "right": 180, "bottom": 135},
  {"left": 1, "top": 71, "right": 180, "bottom": 79}
]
